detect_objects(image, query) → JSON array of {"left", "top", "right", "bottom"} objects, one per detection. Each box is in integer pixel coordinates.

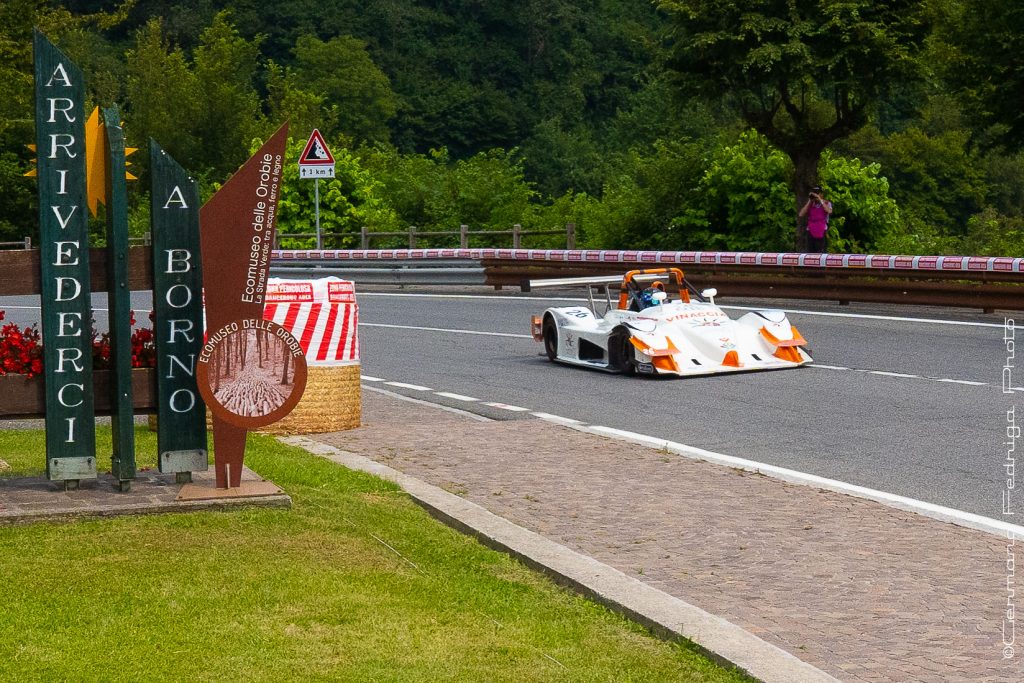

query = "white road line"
[
  {"left": 362, "top": 385, "right": 493, "bottom": 422},
  {"left": 531, "top": 412, "right": 584, "bottom": 425},
  {"left": 361, "top": 375, "right": 1024, "bottom": 540},
  {"left": 868, "top": 371, "right": 920, "bottom": 379},
  {"left": 385, "top": 381, "right": 433, "bottom": 391},
  {"left": 809, "top": 363, "right": 991, "bottom": 389},
  {"left": 357, "top": 291, "right": 1006, "bottom": 328},
  {"left": 360, "top": 322, "right": 532, "bottom": 339},
  {"left": 576, "top": 424, "right": 1024, "bottom": 541},
  {"left": 484, "top": 402, "right": 530, "bottom": 412},
  {"left": 434, "top": 392, "right": 480, "bottom": 402},
  {"left": 719, "top": 304, "right": 1006, "bottom": 328},
  {"left": 360, "top": 375, "right": 386, "bottom": 382}
]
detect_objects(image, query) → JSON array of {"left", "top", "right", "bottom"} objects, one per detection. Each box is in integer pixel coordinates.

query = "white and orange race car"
[{"left": 529, "top": 268, "right": 811, "bottom": 376}]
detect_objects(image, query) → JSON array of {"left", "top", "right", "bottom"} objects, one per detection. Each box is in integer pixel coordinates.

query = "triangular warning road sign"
[{"left": 299, "top": 129, "right": 335, "bottom": 165}]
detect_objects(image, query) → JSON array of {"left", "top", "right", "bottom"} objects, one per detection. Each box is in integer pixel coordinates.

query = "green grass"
[{"left": 0, "top": 427, "right": 751, "bottom": 682}]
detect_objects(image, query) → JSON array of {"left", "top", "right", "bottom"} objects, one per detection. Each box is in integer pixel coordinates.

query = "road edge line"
[{"left": 577, "top": 424, "right": 1024, "bottom": 541}]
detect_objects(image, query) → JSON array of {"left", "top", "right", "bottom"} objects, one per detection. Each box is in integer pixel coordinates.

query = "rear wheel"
[
  {"left": 542, "top": 317, "right": 559, "bottom": 361},
  {"left": 608, "top": 328, "right": 635, "bottom": 375}
]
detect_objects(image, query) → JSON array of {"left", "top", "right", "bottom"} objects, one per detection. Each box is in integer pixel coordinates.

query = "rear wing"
[
  {"left": 527, "top": 274, "right": 623, "bottom": 315},
  {"left": 528, "top": 268, "right": 696, "bottom": 313}
]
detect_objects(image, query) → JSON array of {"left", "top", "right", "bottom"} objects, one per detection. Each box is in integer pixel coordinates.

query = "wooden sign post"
[
  {"left": 198, "top": 124, "right": 307, "bottom": 489},
  {"left": 34, "top": 29, "right": 96, "bottom": 488},
  {"left": 101, "top": 106, "right": 137, "bottom": 488},
  {"left": 150, "top": 141, "right": 208, "bottom": 481}
]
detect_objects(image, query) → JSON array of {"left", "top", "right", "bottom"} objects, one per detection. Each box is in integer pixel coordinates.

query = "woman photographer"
[{"left": 798, "top": 185, "right": 833, "bottom": 253}]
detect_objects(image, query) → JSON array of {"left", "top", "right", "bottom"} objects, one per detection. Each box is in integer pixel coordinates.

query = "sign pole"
[
  {"left": 298, "top": 129, "right": 335, "bottom": 251},
  {"left": 315, "top": 178, "right": 321, "bottom": 250},
  {"left": 101, "top": 106, "right": 136, "bottom": 489}
]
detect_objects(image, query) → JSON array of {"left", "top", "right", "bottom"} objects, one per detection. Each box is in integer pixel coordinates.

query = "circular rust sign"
[{"left": 197, "top": 318, "right": 307, "bottom": 429}]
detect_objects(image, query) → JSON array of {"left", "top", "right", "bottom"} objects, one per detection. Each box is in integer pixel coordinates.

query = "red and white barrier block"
[{"left": 263, "top": 278, "right": 359, "bottom": 365}]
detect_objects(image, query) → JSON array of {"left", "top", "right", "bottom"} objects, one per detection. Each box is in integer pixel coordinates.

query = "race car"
[{"left": 529, "top": 268, "right": 811, "bottom": 376}]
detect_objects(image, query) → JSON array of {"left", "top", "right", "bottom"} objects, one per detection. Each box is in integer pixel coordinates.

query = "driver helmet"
[{"left": 640, "top": 286, "right": 667, "bottom": 308}]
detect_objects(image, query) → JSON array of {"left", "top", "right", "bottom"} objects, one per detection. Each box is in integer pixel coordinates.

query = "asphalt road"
[
  {"left": 351, "top": 289, "right": 1018, "bottom": 521},
  {"left": 0, "top": 289, "right": 1017, "bottom": 520}
]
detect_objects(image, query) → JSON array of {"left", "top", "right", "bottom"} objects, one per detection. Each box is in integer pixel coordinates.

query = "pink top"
[{"left": 806, "top": 201, "right": 831, "bottom": 238}]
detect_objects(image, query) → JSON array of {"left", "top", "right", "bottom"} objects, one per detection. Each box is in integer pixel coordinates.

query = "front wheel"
[
  {"left": 608, "top": 328, "right": 635, "bottom": 375},
  {"left": 542, "top": 317, "right": 559, "bottom": 361}
]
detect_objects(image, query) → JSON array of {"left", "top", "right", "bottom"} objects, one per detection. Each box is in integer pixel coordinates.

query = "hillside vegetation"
[{"left": 1, "top": 0, "right": 1022, "bottom": 255}]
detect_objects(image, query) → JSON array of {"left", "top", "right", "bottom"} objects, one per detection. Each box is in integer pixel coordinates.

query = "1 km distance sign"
[
  {"left": 298, "top": 129, "right": 335, "bottom": 179},
  {"left": 197, "top": 318, "right": 308, "bottom": 429}
]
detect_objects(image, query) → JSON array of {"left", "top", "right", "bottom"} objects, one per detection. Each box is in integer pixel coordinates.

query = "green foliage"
[
  {"left": 578, "top": 139, "right": 706, "bottom": 250},
  {"left": 289, "top": 35, "right": 396, "bottom": 145},
  {"left": 190, "top": 12, "right": 265, "bottom": 179},
  {"left": 818, "top": 152, "right": 901, "bottom": 252},
  {"left": 659, "top": 0, "right": 932, "bottom": 247},
  {"left": 673, "top": 132, "right": 794, "bottom": 252},
  {"left": 124, "top": 18, "right": 202, "bottom": 176},
  {"left": 1, "top": 1, "right": 1024, "bottom": 257},
  {"left": 661, "top": 131, "right": 900, "bottom": 253},
  {"left": 275, "top": 137, "right": 397, "bottom": 249},
  {"left": 360, "top": 145, "right": 566, "bottom": 246},
  {"left": 0, "top": 151, "right": 36, "bottom": 244},
  {"left": 962, "top": 209, "right": 1024, "bottom": 257},
  {"left": 939, "top": 0, "right": 1024, "bottom": 150}
]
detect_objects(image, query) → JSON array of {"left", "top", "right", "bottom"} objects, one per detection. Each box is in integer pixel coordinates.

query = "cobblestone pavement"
[{"left": 313, "top": 390, "right": 1023, "bottom": 683}]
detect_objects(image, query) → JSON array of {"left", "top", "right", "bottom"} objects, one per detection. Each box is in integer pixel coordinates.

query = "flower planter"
[{"left": 0, "top": 368, "right": 157, "bottom": 419}]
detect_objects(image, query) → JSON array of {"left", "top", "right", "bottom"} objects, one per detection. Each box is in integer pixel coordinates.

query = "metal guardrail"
[{"left": 270, "top": 249, "right": 1024, "bottom": 312}]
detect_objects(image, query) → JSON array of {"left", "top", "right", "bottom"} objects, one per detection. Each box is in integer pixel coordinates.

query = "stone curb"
[{"left": 283, "top": 435, "right": 840, "bottom": 683}]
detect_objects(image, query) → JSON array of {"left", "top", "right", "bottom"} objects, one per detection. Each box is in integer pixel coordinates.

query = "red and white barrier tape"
[
  {"left": 272, "top": 249, "right": 1024, "bottom": 273},
  {"left": 263, "top": 278, "right": 359, "bottom": 365}
]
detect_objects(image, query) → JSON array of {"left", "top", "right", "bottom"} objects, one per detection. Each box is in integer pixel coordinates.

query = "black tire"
[
  {"left": 542, "top": 316, "right": 559, "bottom": 361},
  {"left": 608, "top": 328, "right": 635, "bottom": 375}
]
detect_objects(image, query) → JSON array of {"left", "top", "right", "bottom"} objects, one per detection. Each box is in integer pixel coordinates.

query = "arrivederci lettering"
[{"left": 43, "top": 62, "right": 88, "bottom": 446}]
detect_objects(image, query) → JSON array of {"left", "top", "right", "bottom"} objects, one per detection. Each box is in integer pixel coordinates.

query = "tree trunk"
[{"left": 792, "top": 150, "right": 822, "bottom": 252}]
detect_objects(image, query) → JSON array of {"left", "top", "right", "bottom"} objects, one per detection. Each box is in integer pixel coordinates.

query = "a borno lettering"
[
  {"left": 165, "top": 284, "right": 192, "bottom": 309},
  {"left": 162, "top": 186, "right": 189, "bottom": 209},
  {"left": 165, "top": 249, "right": 191, "bottom": 274},
  {"left": 167, "top": 319, "right": 195, "bottom": 344},
  {"left": 169, "top": 389, "right": 196, "bottom": 414},
  {"left": 166, "top": 354, "right": 195, "bottom": 379}
]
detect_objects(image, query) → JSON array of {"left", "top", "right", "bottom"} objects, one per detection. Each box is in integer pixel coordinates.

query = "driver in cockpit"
[{"left": 639, "top": 281, "right": 668, "bottom": 309}]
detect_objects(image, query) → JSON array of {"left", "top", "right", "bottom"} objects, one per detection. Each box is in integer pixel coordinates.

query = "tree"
[
  {"left": 124, "top": 18, "right": 202, "bottom": 178},
  {"left": 289, "top": 35, "right": 396, "bottom": 144},
  {"left": 658, "top": 0, "right": 930, "bottom": 248},
  {"left": 939, "top": 0, "right": 1024, "bottom": 150},
  {"left": 190, "top": 12, "right": 265, "bottom": 180}
]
